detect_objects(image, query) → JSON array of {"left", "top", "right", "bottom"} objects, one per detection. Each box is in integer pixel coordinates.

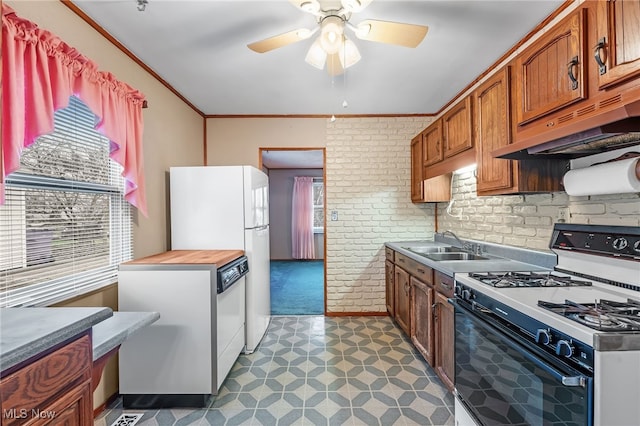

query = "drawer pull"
[
  {"left": 398, "top": 258, "right": 405, "bottom": 263},
  {"left": 594, "top": 37, "right": 607, "bottom": 75},
  {"left": 567, "top": 56, "right": 579, "bottom": 90},
  {"left": 417, "top": 268, "right": 425, "bottom": 274},
  {"left": 440, "top": 282, "right": 451, "bottom": 290}
]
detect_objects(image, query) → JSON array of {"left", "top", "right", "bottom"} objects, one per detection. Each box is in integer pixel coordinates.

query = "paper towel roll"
[{"left": 563, "top": 157, "right": 640, "bottom": 196}]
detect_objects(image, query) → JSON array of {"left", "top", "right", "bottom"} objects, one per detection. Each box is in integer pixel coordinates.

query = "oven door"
[{"left": 454, "top": 300, "right": 593, "bottom": 426}]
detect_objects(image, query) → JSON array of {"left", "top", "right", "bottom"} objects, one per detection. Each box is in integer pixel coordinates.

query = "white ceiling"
[
  {"left": 262, "top": 149, "right": 324, "bottom": 169},
  {"left": 70, "top": 0, "right": 564, "bottom": 116}
]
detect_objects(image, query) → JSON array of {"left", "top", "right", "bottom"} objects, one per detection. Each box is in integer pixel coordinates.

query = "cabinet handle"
[
  {"left": 440, "top": 281, "right": 451, "bottom": 291},
  {"left": 567, "top": 56, "right": 579, "bottom": 90},
  {"left": 594, "top": 37, "right": 607, "bottom": 75},
  {"left": 417, "top": 268, "right": 425, "bottom": 274},
  {"left": 398, "top": 258, "right": 405, "bottom": 263}
]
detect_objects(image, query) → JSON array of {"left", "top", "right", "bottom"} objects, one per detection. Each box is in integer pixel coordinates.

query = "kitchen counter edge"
[
  {"left": 0, "top": 307, "right": 113, "bottom": 374},
  {"left": 385, "top": 240, "right": 554, "bottom": 275}
]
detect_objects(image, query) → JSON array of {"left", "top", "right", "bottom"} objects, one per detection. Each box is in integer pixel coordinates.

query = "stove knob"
[
  {"left": 536, "top": 329, "right": 551, "bottom": 345},
  {"left": 462, "top": 289, "right": 472, "bottom": 301},
  {"left": 612, "top": 237, "right": 628, "bottom": 251},
  {"left": 455, "top": 285, "right": 463, "bottom": 297},
  {"left": 556, "top": 340, "right": 574, "bottom": 358}
]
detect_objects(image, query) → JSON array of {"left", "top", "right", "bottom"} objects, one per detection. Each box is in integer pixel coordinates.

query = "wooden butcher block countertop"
[{"left": 123, "top": 250, "right": 244, "bottom": 267}]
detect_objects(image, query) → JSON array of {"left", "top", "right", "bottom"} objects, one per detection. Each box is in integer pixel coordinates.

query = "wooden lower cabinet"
[
  {"left": 0, "top": 334, "right": 93, "bottom": 426},
  {"left": 434, "top": 274, "right": 455, "bottom": 392},
  {"left": 411, "top": 277, "right": 434, "bottom": 366},
  {"left": 385, "top": 260, "right": 395, "bottom": 317},
  {"left": 394, "top": 266, "right": 411, "bottom": 336}
]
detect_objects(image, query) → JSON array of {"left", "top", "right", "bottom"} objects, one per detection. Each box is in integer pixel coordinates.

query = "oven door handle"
[{"left": 562, "top": 376, "right": 586, "bottom": 387}]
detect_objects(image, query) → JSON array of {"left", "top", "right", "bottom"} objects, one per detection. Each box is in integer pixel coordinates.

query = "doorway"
[{"left": 260, "top": 148, "right": 326, "bottom": 315}]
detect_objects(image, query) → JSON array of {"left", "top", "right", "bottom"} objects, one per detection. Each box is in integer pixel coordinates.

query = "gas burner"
[
  {"left": 469, "top": 271, "right": 592, "bottom": 288},
  {"left": 538, "top": 299, "right": 640, "bottom": 332}
]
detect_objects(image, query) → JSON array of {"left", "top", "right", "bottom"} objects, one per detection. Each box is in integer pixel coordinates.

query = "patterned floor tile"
[{"left": 95, "top": 316, "right": 453, "bottom": 426}]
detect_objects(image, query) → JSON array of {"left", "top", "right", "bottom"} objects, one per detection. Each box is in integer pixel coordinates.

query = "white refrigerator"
[{"left": 170, "top": 165, "right": 270, "bottom": 353}]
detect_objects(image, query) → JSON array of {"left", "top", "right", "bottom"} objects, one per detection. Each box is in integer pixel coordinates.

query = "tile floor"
[{"left": 95, "top": 316, "right": 454, "bottom": 426}]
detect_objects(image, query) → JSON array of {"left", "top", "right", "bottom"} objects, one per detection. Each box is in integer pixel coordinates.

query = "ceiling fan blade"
[
  {"left": 248, "top": 29, "right": 310, "bottom": 53},
  {"left": 354, "top": 20, "right": 429, "bottom": 48},
  {"left": 326, "top": 53, "right": 345, "bottom": 76}
]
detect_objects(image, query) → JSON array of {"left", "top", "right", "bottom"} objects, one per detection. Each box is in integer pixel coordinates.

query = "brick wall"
[
  {"left": 325, "top": 117, "right": 435, "bottom": 313},
  {"left": 437, "top": 170, "right": 640, "bottom": 251}
]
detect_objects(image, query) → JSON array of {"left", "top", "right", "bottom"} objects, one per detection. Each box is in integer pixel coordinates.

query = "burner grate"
[
  {"left": 469, "top": 271, "right": 592, "bottom": 288},
  {"left": 538, "top": 299, "right": 640, "bottom": 331}
]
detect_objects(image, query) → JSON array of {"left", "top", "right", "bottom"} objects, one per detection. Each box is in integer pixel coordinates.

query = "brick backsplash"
[
  {"left": 437, "top": 171, "right": 640, "bottom": 251},
  {"left": 325, "top": 117, "right": 434, "bottom": 313},
  {"left": 324, "top": 117, "right": 639, "bottom": 314}
]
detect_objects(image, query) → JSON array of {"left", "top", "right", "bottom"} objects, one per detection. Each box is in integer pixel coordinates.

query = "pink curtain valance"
[{"left": 1, "top": 5, "right": 147, "bottom": 216}]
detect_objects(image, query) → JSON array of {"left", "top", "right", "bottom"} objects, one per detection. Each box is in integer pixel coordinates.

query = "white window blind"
[{"left": 0, "top": 96, "right": 132, "bottom": 307}]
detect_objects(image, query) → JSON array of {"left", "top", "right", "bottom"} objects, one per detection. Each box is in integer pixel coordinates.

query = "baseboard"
[
  {"left": 93, "top": 392, "right": 119, "bottom": 418},
  {"left": 325, "top": 311, "right": 389, "bottom": 317}
]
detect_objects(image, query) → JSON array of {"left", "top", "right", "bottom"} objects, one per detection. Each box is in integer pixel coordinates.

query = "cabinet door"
[
  {"left": 516, "top": 9, "right": 586, "bottom": 125},
  {"left": 422, "top": 121, "right": 443, "bottom": 167},
  {"left": 34, "top": 380, "right": 93, "bottom": 426},
  {"left": 385, "top": 260, "right": 395, "bottom": 317},
  {"left": 442, "top": 96, "right": 473, "bottom": 158},
  {"left": 595, "top": 0, "right": 640, "bottom": 89},
  {"left": 411, "top": 277, "right": 434, "bottom": 366},
  {"left": 434, "top": 291, "right": 454, "bottom": 392},
  {"left": 410, "top": 134, "right": 424, "bottom": 202},
  {"left": 394, "top": 266, "right": 411, "bottom": 336},
  {"left": 475, "top": 67, "right": 514, "bottom": 194}
]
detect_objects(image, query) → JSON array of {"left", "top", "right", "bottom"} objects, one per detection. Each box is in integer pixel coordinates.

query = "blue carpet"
[{"left": 270, "top": 260, "right": 324, "bottom": 315}]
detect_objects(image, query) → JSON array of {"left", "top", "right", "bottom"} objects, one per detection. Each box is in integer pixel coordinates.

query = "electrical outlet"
[
  {"left": 331, "top": 211, "right": 338, "bottom": 221},
  {"left": 557, "top": 207, "right": 570, "bottom": 223}
]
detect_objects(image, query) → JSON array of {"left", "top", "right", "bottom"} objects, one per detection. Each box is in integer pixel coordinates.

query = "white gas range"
[{"left": 453, "top": 224, "right": 640, "bottom": 426}]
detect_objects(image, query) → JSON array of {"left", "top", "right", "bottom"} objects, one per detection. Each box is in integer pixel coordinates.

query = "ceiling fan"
[{"left": 247, "top": 0, "right": 429, "bottom": 76}]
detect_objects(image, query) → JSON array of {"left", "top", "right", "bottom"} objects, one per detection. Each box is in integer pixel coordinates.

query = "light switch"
[{"left": 331, "top": 211, "right": 338, "bottom": 221}]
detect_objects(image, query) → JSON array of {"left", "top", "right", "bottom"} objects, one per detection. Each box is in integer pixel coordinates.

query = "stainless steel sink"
[
  {"left": 404, "top": 246, "right": 459, "bottom": 254},
  {"left": 423, "top": 252, "right": 489, "bottom": 261}
]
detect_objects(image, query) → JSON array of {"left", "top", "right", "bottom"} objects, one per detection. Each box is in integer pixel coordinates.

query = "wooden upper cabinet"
[
  {"left": 442, "top": 96, "right": 473, "bottom": 158},
  {"left": 594, "top": 0, "right": 640, "bottom": 89},
  {"left": 410, "top": 134, "right": 424, "bottom": 202},
  {"left": 475, "top": 67, "right": 514, "bottom": 194},
  {"left": 422, "top": 120, "right": 443, "bottom": 167},
  {"left": 515, "top": 9, "right": 587, "bottom": 125}
]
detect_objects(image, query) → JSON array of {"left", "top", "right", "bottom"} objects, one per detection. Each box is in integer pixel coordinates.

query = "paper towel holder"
[{"left": 591, "top": 151, "right": 640, "bottom": 180}]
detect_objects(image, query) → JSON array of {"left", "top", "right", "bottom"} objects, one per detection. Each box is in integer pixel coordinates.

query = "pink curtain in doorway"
[
  {"left": 292, "top": 176, "right": 315, "bottom": 259},
  {"left": 1, "top": 5, "right": 148, "bottom": 215}
]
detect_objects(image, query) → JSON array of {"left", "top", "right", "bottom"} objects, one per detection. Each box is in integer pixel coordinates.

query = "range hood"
[{"left": 493, "top": 97, "right": 640, "bottom": 160}]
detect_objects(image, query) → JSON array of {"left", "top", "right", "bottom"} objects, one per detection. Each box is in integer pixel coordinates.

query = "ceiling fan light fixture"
[
  {"left": 339, "top": 38, "right": 361, "bottom": 69},
  {"left": 299, "top": 0, "right": 320, "bottom": 14},
  {"left": 319, "top": 16, "right": 345, "bottom": 54},
  {"left": 305, "top": 38, "right": 327, "bottom": 69}
]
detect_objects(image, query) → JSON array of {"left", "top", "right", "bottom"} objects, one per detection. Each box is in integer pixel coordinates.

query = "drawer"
[
  {"left": 0, "top": 334, "right": 91, "bottom": 422},
  {"left": 385, "top": 247, "right": 395, "bottom": 261},
  {"left": 434, "top": 271, "right": 454, "bottom": 298},
  {"left": 395, "top": 253, "right": 433, "bottom": 285}
]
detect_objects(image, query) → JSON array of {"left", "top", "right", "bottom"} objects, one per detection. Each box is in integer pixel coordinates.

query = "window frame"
[
  {"left": 312, "top": 179, "right": 324, "bottom": 234},
  {"left": 0, "top": 96, "right": 133, "bottom": 308}
]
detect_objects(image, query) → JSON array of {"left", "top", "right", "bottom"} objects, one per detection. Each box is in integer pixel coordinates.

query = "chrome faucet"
[
  {"left": 442, "top": 230, "right": 464, "bottom": 248},
  {"left": 442, "top": 230, "right": 484, "bottom": 254}
]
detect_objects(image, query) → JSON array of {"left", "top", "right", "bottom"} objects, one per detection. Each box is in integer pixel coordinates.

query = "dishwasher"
[{"left": 118, "top": 253, "right": 248, "bottom": 408}]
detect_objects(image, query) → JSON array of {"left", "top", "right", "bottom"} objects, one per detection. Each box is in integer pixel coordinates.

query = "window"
[
  {"left": 313, "top": 180, "right": 324, "bottom": 233},
  {"left": 0, "top": 96, "right": 132, "bottom": 307}
]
